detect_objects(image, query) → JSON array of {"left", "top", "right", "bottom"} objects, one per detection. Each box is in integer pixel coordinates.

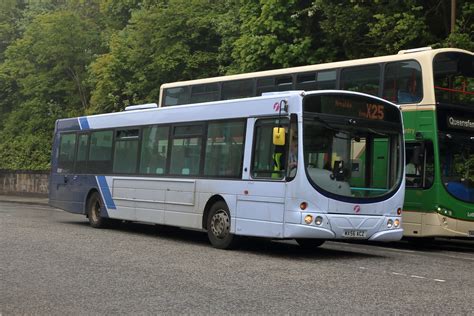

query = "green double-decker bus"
[{"left": 159, "top": 47, "right": 474, "bottom": 238}]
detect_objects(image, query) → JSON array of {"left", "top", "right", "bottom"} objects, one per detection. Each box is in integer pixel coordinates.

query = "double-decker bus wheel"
[
  {"left": 87, "top": 192, "right": 108, "bottom": 228},
  {"left": 207, "top": 201, "right": 239, "bottom": 249}
]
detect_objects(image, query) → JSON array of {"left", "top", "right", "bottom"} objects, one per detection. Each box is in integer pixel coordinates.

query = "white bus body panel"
[{"left": 74, "top": 91, "right": 404, "bottom": 241}]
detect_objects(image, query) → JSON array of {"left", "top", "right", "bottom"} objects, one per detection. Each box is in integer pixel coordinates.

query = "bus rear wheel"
[
  {"left": 295, "top": 239, "right": 325, "bottom": 249},
  {"left": 207, "top": 201, "right": 239, "bottom": 249},
  {"left": 87, "top": 192, "right": 108, "bottom": 228}
]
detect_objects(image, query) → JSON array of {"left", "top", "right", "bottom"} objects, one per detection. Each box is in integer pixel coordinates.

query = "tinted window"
[
  {"left": 163, "top": 87, "right": 190, "bottom": 106},
  {"left": 383, "top": 60, "right": 422, "bottom": 104},
  {"left": 296, "top": 70, "right": 336, "bottom": 91},
  {"left": 204, "top": 120, "right": 246, "bottom": 177},
  {"left": 76, "top": 134, "right": 89, "bottom": 173},
  {"left": 88, "top": 130, "right": 113, "bottom": 173},
  {"left": 58, "top": 133, "right": 76, "bottom": 173},
  {"left": 256, "top": 77, "right": 275, "bottom": 95},
  {"left": 341, "top": 65, "right": 380, "bottom": 96},
  {"left": 140, "top": 126, "right": 169, "bottom": 175},
  {"left": 170, "top": 124, "right": 203, "bottom": 175},
  {"left": 275, "top": 76, "right": 293, "bottom": 91},
  {"left": 113, "top": 129, "right": 139, "bottom": 174},
  {"left": 190, "top": 83, "right": 219, "bottom": 103},
  {"left": 433, "top": 52, "right": 473, "bottom": 107},
  {"left": 222, "top": 79, "right": 254, "bottom": 100}
]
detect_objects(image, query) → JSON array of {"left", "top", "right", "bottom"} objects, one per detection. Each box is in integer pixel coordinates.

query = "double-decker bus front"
[
  {"left": 433, "top": 51, "right": 473, "bottom": 237},
  {"left": 402, "top": 50, "right": 474, "bottom": 238},
  {"left": 286, "top": 92, "right": 404, "bottom": 245}
]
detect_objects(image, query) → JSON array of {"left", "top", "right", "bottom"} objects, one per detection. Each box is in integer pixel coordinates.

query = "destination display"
[
  {"left": 447, "top": 116, "right": 474, "bottom": 131},
  {"left": 303, "top": 94, "right": 400, "bottom": 122},
  {"left": 437, "top": 107, "right": 474, "bottom": 133}
]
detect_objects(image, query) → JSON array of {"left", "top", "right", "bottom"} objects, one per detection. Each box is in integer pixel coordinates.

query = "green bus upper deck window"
[
  {"left": 434, "top": 52, "right": 473, "bottom": 107},
  {"left": 383, "top": 61, "right": 422, "bottom": 104}
]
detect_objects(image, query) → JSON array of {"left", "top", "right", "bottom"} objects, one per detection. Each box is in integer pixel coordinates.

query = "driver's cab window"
[
  {"left": 252, "top": 118, "right": 292, "bottom": 179},
  {"left": 405, "top": 142, "right": 434, "bottom": 188}
]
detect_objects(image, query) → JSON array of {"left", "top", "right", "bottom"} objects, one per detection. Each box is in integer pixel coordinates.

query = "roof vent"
[
  {"left": 124, "top": 103, "right": 158, "bottom": 111},
  {"left": 398, "top": 47, "right": 432, "bottom": 54}
]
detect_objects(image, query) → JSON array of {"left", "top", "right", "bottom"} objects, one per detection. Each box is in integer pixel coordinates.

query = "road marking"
[
  {"left": 391, "top": 272, "right": 407, "bottom": 276},
  {"left": 437, "top": 254, "right": 474, "bottom": 262},
  {"left": 410, "top": 275, "right": 426, "bottom": 279},
  {"left": 433, "top": 279, "right": 446, "bottom": 282}
]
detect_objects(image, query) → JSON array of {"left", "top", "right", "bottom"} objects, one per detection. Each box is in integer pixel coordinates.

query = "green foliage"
[
  {"left": 89, "top": 0, "right": 227, "bottom": 113},
  {"left": 0, "top": 9, "right": 102, "bottom": 170},
  {"left": 229, "top": 0, "right": 315, "bottom": 73},
  {"left": 368, "top": 5, "right": 433, "bottom": 55}
]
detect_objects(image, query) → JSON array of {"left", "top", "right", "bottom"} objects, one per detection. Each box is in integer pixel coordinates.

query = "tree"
[
  {"left": 89, "top": 0, "right": 229, "bottom": 113},
  {"left": 0, "top": 10, "right": 103, "bottom": 170},
  {"left": 228, "top": 0, "right": 316, "bottom": 73}
]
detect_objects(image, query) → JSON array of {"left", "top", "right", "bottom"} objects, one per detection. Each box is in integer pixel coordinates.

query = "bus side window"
[
  {"left": 383, "top": 61, "right": 422, "bottom": 104},
  {"left": 75, "top": 134, "right": 89, "bottom": 173},
  {"left": 169, "top": 124, "right": 204, "bottom": 176},
  {"left": 190, "top": 83, "right": 220, "bottom": 104},
  {"left": 341, "top": 64, "right": 380, "bottom": 97},
  {"left": 88, "top": 130, "right": 113, "bottom": 174},
  {"left": 222, "top": 80, "right": 254, "bottom": 100},
  {"left": 58, "top": 133, "right": 76, "bottom": 173},
  {"left": 113, "top": 129, "right": 140, "bottom": 174},
  {"left": 204, "top": 120, "right": 246, "bottom": 177},
  {"left": 140, "top": 126, "right": 169, "bottom": 175},
  {"left": 296, "top": 70, "right": 336, "bottom": 92},
  {"left": 251, "top": 118, "right": 289, "bottom": 179},
  {"left": 405, "top": 141, "right": 434, "bottom": 189},
  {"left": 164, "top": 87, "right": 190, "bottom": 106}
]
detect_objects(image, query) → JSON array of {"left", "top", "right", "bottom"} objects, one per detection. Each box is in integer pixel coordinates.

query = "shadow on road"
[
  {"left": 340, "top": 237, "right": 474, "bottom": 254},
  {"left": 60, "top": 219, "right": 385, "bottom": 260}
]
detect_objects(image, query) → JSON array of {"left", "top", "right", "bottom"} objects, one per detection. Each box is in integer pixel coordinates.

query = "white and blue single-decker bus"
[{"left": 49, "top": 90, "right": 405, "bottom": 249}]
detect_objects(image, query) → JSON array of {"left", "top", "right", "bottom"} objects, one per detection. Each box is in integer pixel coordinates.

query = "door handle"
[{"left": 63, "top": 176, "right": 68, "bottom": 184}]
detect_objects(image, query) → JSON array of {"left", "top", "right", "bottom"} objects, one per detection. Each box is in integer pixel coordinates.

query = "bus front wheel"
[
  {"left": 207, "top": 201, "right": 239, "bottom": 249},
  {"left": 295, "top": 239, "right": 325, "bottom": 249},
  {"left": 87, "top": 192, "right": 108, "bottom": 228}
]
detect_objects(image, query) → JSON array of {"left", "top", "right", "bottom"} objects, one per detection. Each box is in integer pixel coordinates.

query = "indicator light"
[
  {"left": 397, "top": 208, "right": 402, "bottom": 215},
  {"left": 394, "top": 219, "right": 400, "bottom": 228},
  {"left": 387, "top": 219, "right": 393, "bottom": 228},
  {"left": 304, "top": 215, "right": 313, "bottom": 224},
  {"left": 300, "top": 202, "right": 308, "bottom": 210},
  {"left": 315, "top": 216, "right": 323, "bottom": 226}
]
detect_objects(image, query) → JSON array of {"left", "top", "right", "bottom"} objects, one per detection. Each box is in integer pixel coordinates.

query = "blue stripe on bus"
[
  {"left": 97, "top": 176, "right": 116, "bottom": 210},
  {"left": 79, "top": 117, "right": 90, "bottom": 130}
]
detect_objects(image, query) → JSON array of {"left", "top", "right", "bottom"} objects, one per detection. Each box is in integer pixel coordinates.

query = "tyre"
[
  {"left": 295, "top": 239, "right": 325, "bottom": 249},
  {"left": 207, "top": 201, "right": 239, "bottom": 249},
  {"left": 87, "top": 191, "right": 108, "bottom": 228}
]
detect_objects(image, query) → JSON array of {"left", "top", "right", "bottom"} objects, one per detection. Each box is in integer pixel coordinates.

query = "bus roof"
[
  {"left": 56, "top": 90, "right": 399, "bottom": 132},
  {"left": 160, "top": 48, "right": 472, "bottom": 88}
]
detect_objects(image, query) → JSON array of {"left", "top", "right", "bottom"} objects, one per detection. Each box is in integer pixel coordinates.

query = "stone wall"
[{"left": 0, "top": 170, "right": 49, "bottom": 196}]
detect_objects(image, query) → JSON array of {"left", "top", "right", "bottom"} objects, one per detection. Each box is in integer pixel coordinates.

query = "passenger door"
[{"left": 235, "top": 118, "right": 287, "bottom": 238}]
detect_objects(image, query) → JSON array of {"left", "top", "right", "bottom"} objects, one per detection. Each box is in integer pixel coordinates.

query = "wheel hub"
[{"left": 210, "top": 210, "right": 229, "bottom": 239}]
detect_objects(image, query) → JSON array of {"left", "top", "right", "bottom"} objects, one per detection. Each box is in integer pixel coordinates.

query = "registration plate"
[
  {"left": 469, "top": 231, "right": 474, "bottom": 237},
  {"left": 343, "top": 230, "right": 367, "bottom": 238}
]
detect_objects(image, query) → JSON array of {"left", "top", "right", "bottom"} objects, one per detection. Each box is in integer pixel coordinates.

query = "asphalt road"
[{"left": 1, "top": 201, "right": 473, "bottom": 315}]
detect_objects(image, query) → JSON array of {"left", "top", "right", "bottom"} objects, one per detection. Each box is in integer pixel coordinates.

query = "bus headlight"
[
  {"left": 304, "top": 215, "right": 313, "bottom": 224},
  {"left": 387, "top": 219, "right": 393, "bottom": 228},
  {"left": 394, "top": 219, "right": 400, "bottom": 228},
  {"left": 315, "top": 216, "right": 323, "bottom": 226}
]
